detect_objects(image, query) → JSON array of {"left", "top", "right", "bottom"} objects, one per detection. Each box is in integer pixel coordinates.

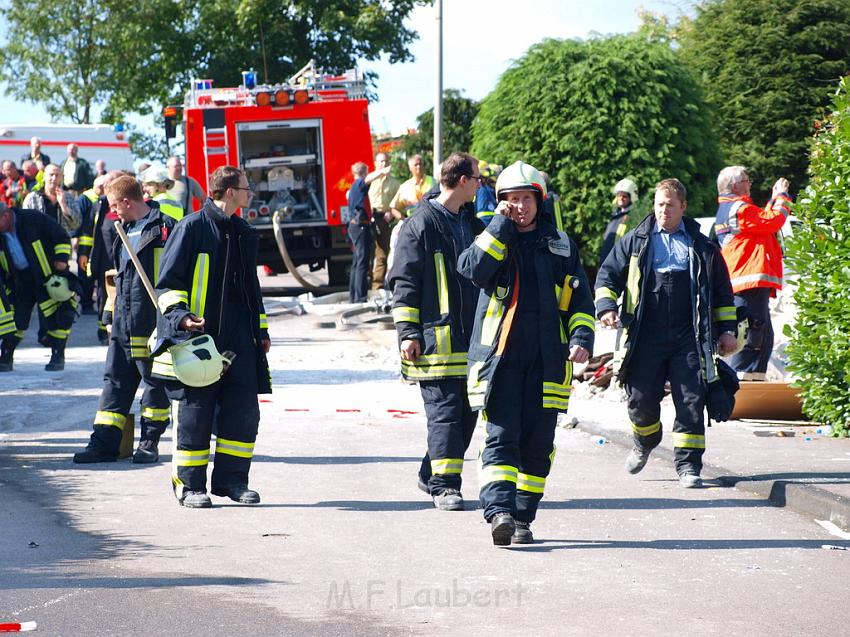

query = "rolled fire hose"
[{"left": 272, "top": 206, "right": 325, "bottom": 293}]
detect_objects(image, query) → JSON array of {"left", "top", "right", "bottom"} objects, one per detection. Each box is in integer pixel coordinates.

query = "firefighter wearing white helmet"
[
  {"left": 141, "top": 166, "right": 184, "bottom": 221},
  {"left": 151, "top": 165, "right": 272, "bottom": 509},
  {"left": 460, "top": 160, "right": 595, "bottom": 546},
  {"left": 0, "top": 203, "right": 77, "bottom": 372},
  {"left": 600, "top": 178, "right": 639, "bottom": 265}
]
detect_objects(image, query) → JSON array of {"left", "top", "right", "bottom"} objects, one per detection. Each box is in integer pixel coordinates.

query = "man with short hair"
[
  {"left": 88, "top": 171, "right": 125, "bottom": 344},
  {"left": 95, "top": 159, "right": 107, "bottom": 176},
  {"left": 390, "top": 154, "right": 434, "bottom": 221},
  {"left": 347, "top": 161, "right": 389, "bottom": 302},
  {"left": 73, "top": 175, "right": 175, "bottom": 464},
  {"left": 0, "top": 202, "right": 77, "bottom": 371},
  {"left": 2, "top": 160, "right": 28, "bottom": 208},
  {"left": 152, "top": 165, "right": 272, "bottom": 508},
  {"left": 140, "top": 165, "right": 184, "bottom": 221},
  {"left": 713, "top": 166, "right": 792, "bottom": 381},
  {"left": 20, "top": 136, "right": 50, "bottom": 167},
  {"left": 23, "top": 164, "right": 82, "bottom": 235},
  {"left": 165, "top": 156, "right": 205, "bottom": 213},
  {"left": 595, "top": 179, "right": 738, "bottom": 488},
  {"left": 76, "top": 174, "right": 109, "bottom": 315},
  {"left": 60, "top": 143, "right": 95, "bottom": 195},
  {"left": 388, "top": 151, "right": 484, "bottom": 511},
  {"left": 21, "top": 160, "right": 39, "bottom": 190},
  {"left": 367, "top": 152, "right": 399, "bottom": 289}
]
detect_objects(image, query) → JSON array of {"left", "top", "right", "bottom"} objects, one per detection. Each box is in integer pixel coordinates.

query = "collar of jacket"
[
  {"left": 202, "top": 197, "right": 229, "bottom": 223},
  {"left": 421, "top": 194, "right": 478, "bottom": 226},
  {"left": 717, "top": 193, "right": 753, "bottom": 204},
  {"left": 610, "top": 206, "right": 631, "bottom": 219}
]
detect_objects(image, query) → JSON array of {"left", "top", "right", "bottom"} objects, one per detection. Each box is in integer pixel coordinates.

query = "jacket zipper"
[{"left": 218, "top": 230, "right": 230, "bottom": 337}]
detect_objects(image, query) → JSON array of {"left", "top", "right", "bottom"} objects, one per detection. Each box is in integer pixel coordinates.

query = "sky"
[{"left": 0, "top": 1, "right": 691, "bottom": 146}]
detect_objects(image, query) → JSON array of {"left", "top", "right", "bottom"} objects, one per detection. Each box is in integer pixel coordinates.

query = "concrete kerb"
[{"left": 574, "top": 417, "right": 850, "bottom": 532}]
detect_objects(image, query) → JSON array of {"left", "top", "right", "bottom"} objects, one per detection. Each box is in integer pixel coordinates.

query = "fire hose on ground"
[{"left": 272, "top": 206, "right": 325, "bottom": 293}]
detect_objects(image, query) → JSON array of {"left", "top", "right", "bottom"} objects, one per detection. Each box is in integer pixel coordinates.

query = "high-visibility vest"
[{"left": 153, "top": 193, "right": 184, "bottom": 221}]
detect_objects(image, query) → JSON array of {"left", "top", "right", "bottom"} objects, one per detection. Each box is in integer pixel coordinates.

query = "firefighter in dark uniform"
[
  {"left": 599, "top": 178, "right": 638, "bottom": 267},
  {"left": 0, "top": 269, "right": 16, "bottom": 349},
  {"left": 388, "top": 152, "right": 484, "bottom": 512},
  {"left": 75, "top": 176, "right": 107, "bottom": 315},
  {"left": 152, "top": 166, "right": 272, "bottom": 509},
  {"left": 595, "top": 178, "right": 738, "bottom": 488},
  {"left": 0, "top": 203, "right": 77, "bottom": 371},
  {"left": 459, "top": 161, "right": 595, "bottom": 545},
  {"left": 87, "top": 171, "right": 123, "bottom": 345},
  {"left": 73, "top": 176, "right": 175, "bottom": 464}
]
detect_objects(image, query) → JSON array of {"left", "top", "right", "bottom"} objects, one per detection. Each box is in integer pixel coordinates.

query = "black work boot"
[
  {"left": 489, "top": 512, "right": 516, "bottom": 546},
  {"left": 0, "top": 341, "right": 16, "bottom": 372},
  {"left": 45, "top": 343, "right": 66, "bottom": 371},
  {"left": 181, "top": 491, "right": 212, "bottom": 508},
  {"left": 512, "top": 520, "right": 534, "bottom": 544},
  {"left": 211, "top": 484, "right": 261, "bottom": 504},
  {"left": 133, "top": 438, "right": 160, "bottom": 464},
  {"left": 73, "top": 445, "right": 119, "bottom": 464}
]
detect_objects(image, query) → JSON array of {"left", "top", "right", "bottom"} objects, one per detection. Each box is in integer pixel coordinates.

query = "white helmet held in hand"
[
  {"left": 170, "top": 334, "right": 236, "bottom": 387},
  {"left": 44, "top": 273, "right": 75, "bottom": 302}
]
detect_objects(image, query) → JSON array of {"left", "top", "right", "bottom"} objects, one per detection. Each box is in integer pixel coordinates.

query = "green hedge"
[{"left": 785, "top": 77, "right": 850, "bottom": 437}]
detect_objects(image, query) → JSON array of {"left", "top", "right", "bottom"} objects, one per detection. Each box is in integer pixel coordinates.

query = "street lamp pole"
[{"left": 433, "top": 0, "right": 443, "bottom": 178}]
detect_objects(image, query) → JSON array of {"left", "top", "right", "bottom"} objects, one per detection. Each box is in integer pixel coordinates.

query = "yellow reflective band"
[
  {"left": 595, "top": 287, "right": 618, "bottom": 302},
  {"left": 131, "top": 348, "right": 150, "bottom": 359},
  {"left": 632, "top": 421, "right": 661, "bottom": 436},
  {"left": 479, "top": 464, "right": 518, "bottom": 487},
  {"left": 152, "top": 351, "right": 177, "bottom": 378},
  {"left": 0, "top": 252, "right": 8, "bottom": 273},
  {"left": 431, "top": 458, "right": 464, "bottom": 475},
  {"left": 473, "top": 230, "right": 506, "bottom": 261},
  {"left": 672, "top": 432, "right": 706, "bottom": 449},
  {"left": 713, "top": 306, "right": 737, "bottom": 322},
  {"left": 476, "top": 210, "right": 495, "bottom": 220},
  {"left": 516, "top": 472, "right": 546, "bottom": 494},
  {"left": 434, "top": 324, "right": 451, "bottom": 355},
  {"left": 141, "top": 407, "right": 170, "bottom": 421},
  {"left": 568, "top": 312, "right": 595, "bottom": 333},
  {"left": 434, "top": 252, "right": 449, "bottom": 314},
  {"left": 259, "top": 313, "right": 268, "bottom": 329},
  {"left": 215, "top": 437, "right": 255, "bottom": 459},
  {"left": 94, "top": 410, "right": 126, "bottom": 429},
  {"left": 47, "top": 329, "right": 70, "bottom": 340},
  {"left": 392, "top": 306, "right": 420, "bottom": 324},
  {"left": 174, "top": 448, "right": 210, "bottom": 467},
  {"left": 54, "top": 243, "right": 71, "bottom": 256},
  {"left": 78, "top": 235, "right": 94, "bottom": 247},
  {"left": 191, "top": 253, "right": 210, "bottom": 317},
  {"left": 467, "top": 361, "right": 487, "bottom": 409},
  {"left": 158, "top": 289, "right": 188, "bottom": 313},
  {"left": 31, "top": 240, "right": 51, "bottom": 277},
  {"left": 543, "top": 381, "right": 571, "bottom": 397},
  {"left": 153, "top": 247, "right": 162, "bottom": 284},
  {"left": 0, "top": 322, "right": 16, "bottom": 337},
  {"left": 615, "top": 221, "right": 629, "bottom": 238},
  {"left": 401, "top": 352, "right": 467, "bottom": 379},
  {"left": 542, "top": 397, "right": 570, "bottom": 410},
  {"left": 625, "top": 254, "right": 641, "bottom": 314},
  {"left": 480, "top": 293, "right": 504, "bottom": 346}
]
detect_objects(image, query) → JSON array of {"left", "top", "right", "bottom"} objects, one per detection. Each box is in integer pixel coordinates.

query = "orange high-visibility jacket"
[{"left": 713, "top": 193, "right": 792, "bottom": 295}]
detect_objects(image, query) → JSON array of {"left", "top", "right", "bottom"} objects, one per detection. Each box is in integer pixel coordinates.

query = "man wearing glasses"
[
  {"left": 713, "top": 166, "right": 792, "bottom": 381},
  {"left": 389, "top": 152, "right": 484, "bottom": 511},
  {"left": 152, "top": 165, "right": 272, "bottom": 508}
]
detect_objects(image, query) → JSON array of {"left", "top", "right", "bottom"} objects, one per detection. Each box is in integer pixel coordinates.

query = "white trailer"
[{"left": 0, "top": 123, "right": 135, "bottom": 171}]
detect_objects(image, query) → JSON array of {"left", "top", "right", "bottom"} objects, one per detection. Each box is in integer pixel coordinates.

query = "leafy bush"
[
  {"left": 471, "top": 34, "right": 721, "bottom": 266},
  {"left": 785, "top": 77, "right": 850, "bottom": 437}
]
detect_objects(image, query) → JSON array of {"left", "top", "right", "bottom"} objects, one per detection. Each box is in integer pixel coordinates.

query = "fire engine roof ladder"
[{"left": 203, "top": 119, "right": 229, "bottom": 178}]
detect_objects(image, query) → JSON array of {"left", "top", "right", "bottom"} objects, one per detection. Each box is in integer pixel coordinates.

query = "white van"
[{"left": 0, "top": 123, "right": 135, "bottom": 171}]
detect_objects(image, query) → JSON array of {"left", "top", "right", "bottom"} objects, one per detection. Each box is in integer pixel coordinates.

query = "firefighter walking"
[
  {"left": 152, "top": 166, "right": 271, "bottom": 509},
  {"left": 595, "top": 179, "right": 738, "bottom": 488},
  {"left": 0, "top": 203, "right": 77, "bottom": 371},
  {"left": 73, "top": 176, "right": 175, "bottom": 464},
  {"left": 388, "top": 152, "right": 484, "bottom": 511},
  {"left": 460, "top": 161, "right": 595, "bottom": 545}
]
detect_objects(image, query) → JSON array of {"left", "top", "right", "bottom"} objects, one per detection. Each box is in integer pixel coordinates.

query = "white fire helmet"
[
  {"left": 170, "top": 334, "right": 235, "bottom": 387},
  {"left": 44, "top": 274, "right": 75, "bottom": 302},
  {"left": 495, "top": 161, "right": 548, "bottom": 201},
  {"left": 612, "top": 178, "right": 639, "bottom": 202}
]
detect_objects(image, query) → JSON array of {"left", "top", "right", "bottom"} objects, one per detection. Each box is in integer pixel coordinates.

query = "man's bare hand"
[
  {"left": 569, "top": 345, "right": 590, "bottom": 364},
  {"left": 600, "top": 310, "right": 620, "bottom": 328},
  {"left": 717, "top": 332, "right": 737, "bottom": 357},
  {"left": 262, "top": 338, "right": 271, "bottom": 354},
  {"left": 400, "top": 339, "right": 421, "bottom": 361},
  {"left": 53, "top": 260, "right": 68, "bottom": 272},
  {"left": 179, "top": 314, "right": 206, "bottom": 331},
  {"left": 772, "top": 178, "right": 790, "bottom": 196}
]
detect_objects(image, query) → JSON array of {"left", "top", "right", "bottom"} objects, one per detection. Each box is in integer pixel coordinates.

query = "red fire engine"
[{"left": 180, "top": 61, "right": 373, "bottom": 287}]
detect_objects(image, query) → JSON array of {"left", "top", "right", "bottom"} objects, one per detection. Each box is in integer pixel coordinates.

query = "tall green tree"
[
  {"left": 472, "top": 34, "right": 722, "bottom": 265},
  {"left": 677, "top": 0, "right": 850, "bottom": 200},
  {"left": 398, "top": 89, "right": 479, "bottom": 176},
  {"left": 785, "top": 77, "right": 850, "bottom": 436}
]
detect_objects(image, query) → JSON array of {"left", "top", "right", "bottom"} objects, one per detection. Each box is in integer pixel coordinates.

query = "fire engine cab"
[{"left": 181, "top": 61, "right": 373, "bottom": 286}]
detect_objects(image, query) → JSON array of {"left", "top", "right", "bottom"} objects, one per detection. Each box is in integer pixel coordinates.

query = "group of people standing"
[{"left": 390, "top": 152, "right": 792, "bottom": 546}]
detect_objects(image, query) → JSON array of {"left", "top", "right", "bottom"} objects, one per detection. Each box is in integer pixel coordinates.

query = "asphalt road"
[{"left": 1, "top": 309, "right": 848, "bottom": 636}]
